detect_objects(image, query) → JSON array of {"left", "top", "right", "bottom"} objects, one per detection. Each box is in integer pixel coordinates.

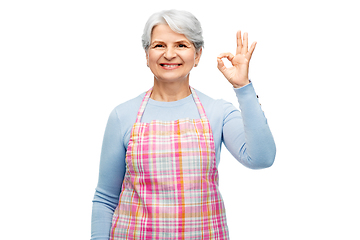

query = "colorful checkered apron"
[{"left": 110, "top": 87, "right": 229, "bottom": 239}]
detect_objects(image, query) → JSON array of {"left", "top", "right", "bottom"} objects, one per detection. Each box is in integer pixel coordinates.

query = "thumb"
[{"left": 217, "top": 58, "right": 227, "bottom": 74}]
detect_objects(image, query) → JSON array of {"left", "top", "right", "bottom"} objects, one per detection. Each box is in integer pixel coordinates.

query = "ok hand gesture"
[{"left": 217, "top": 31, "right": 257, "bottom": 88}]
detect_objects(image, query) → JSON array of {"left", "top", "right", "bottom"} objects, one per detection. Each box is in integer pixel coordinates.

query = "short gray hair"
[{"left": 142, "top": 9, "right": 204, "bottom": 52}]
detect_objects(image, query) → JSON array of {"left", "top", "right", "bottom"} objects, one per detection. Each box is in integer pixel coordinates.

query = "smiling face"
[{"left": 146, "top": 24, "right": 202, "bottom": 84}]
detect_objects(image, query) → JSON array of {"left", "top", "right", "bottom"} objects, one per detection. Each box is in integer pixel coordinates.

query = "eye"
[
  {"left": 178, "top": 44, "right": 187, "bottom": 48},
  {"left": 154, "top": 44, "right": 164, "bottom": 48}
]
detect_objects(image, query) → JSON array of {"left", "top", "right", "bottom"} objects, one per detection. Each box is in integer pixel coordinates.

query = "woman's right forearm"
[
  {"left": 91, "top": 187, "right": 120, "bottom": 240},
  {"left": 91, "top": 108, "right": 127, "bottom": 239}
]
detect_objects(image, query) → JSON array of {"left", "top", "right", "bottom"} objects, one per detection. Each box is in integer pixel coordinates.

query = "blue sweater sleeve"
[
  {"left": 91, "top": 108, "right": 126, "bottom": 240},
  {"left": 222, "top": 82, "right": 276, "bottom": 169}
]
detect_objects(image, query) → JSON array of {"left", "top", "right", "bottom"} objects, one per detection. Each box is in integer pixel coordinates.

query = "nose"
[{"left": 163, "top": 47, "right": 176, "bottom": 60}]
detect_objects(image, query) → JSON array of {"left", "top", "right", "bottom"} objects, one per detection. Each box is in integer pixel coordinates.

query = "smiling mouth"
[{"left": 160, "top": 64, "right": 181, "bottom": 68}]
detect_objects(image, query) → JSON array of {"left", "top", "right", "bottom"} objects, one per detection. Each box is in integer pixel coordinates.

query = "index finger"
[{"left": 236, "top": 30, "right": 242, "bottom": 55}]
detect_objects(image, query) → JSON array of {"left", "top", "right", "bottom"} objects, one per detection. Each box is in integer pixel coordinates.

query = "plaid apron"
[{"left": 110, "top": 87, "right": 229, "bottom": 239}]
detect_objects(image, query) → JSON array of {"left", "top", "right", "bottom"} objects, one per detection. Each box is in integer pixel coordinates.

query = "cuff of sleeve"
[
  {"left": 232, "top": 79, "right": 252, "bottom": 90},
  {"left": 233, "top": 81, "right": 261, "bottom": 110},
  {"left": 233, "top": 81, "right": 256, "bottom": 97}
]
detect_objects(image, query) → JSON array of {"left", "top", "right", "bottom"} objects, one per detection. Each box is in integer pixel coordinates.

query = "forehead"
[{"left": 151, "top": 24, "right": 191, "bottom": 43}]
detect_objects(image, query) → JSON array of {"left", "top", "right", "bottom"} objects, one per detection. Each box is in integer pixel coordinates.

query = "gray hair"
[{"left": 142, "top": 9, "right": 204, "bottom": 52}]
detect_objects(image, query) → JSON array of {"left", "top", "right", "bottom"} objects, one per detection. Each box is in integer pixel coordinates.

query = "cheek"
[
  {"left": 148, "top": 55, "right": 155, "bottom": 64},
  {"left": 182, "top": 53, "right": 196, "bottom": 65},
  {"left": 147, "top": 51, "right": 161, "bottom": 64}
]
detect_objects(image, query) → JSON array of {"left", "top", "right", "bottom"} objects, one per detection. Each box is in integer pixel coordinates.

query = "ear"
[
  {"left": 195, "top": 48, "right": 202, "bottom": 66},
  {"left": 145, "top": 50, "right": 149, "bottom": 66}
]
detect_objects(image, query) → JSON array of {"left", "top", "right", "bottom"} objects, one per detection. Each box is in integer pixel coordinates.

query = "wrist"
[{"left": 232, "top": 79, "right": 250, "bottom": 89}]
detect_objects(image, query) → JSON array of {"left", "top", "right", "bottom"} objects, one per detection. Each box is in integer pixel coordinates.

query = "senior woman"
[{"left": 91, "top": 9, "right": 276, "bottom": 240}]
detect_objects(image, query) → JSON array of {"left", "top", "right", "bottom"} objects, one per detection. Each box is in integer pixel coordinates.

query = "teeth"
[{"left": 162, "top": 64, "right": 180, "bottom": 67}]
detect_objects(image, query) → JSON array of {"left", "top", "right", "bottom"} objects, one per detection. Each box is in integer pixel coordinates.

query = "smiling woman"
[
  {"left": 91, "top": 9, "right": 276, "bottom": 240},
  {"left": 146, "top": 24, "right": 202, "bottom": 101}
]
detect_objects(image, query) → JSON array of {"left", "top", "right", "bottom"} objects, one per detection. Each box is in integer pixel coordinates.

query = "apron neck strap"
[{"left": 135, "top": 87, "right": 208, "bottom": 123}]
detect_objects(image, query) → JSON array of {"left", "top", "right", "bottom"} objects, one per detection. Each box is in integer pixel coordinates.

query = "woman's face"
[{"left": 146, "top": 24, "right": 201, "bottom": 84}]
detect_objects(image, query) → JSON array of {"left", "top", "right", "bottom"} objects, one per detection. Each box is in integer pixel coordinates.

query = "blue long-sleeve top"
[{"left": 91, "top": 82, "right": 276, "bottom": 240}]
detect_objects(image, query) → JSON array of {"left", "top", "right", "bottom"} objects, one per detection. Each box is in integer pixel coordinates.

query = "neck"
[{"left": 150, "top": 78, "right": 191, "bottom": 102}]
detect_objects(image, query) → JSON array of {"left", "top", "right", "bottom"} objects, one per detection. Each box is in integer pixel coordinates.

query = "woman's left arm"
[
  {"left": 218, "top": 31, "right": 276, "bottom": 169},
  {"left": 222, "top": 82, "right": 276, "bottom": 169}
]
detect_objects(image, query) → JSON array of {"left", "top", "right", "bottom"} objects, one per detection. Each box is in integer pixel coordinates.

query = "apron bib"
[{"left": 110, "top": 87, "right": 229, "bottom": 239}]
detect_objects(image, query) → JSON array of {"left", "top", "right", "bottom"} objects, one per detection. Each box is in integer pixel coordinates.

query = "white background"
[{"left": 1, "top": 0, "right": 359, "bottom": 239}]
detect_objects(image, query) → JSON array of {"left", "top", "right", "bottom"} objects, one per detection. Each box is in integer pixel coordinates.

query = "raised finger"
[
  {"left": 236, "top": 30, "right": 242, "bottom": 55},
  {"left": 241, "top": 32, "right": 248, "bottom": 55},
  {"left": 246, "top": 41, "right": 257, "bottom": 60}
]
